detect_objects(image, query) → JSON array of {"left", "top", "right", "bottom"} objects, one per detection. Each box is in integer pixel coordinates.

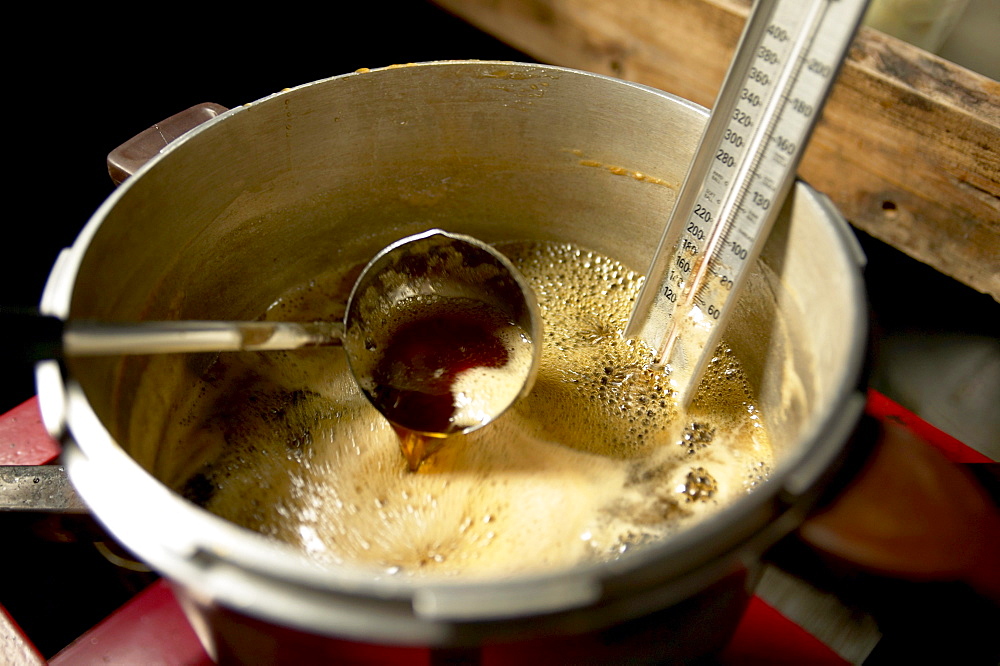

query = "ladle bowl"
[{"left": 11, "top": 229, "right": 540, "bottom": 444}]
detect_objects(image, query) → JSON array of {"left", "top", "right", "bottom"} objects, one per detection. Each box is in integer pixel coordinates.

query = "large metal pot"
[{"left": 36, "top": 61, "right": 867, "bottom": 663}]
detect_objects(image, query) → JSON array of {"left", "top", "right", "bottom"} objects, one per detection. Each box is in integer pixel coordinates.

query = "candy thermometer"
[{"left": 626, "top": 0, "right": 870, "bottom": 406}]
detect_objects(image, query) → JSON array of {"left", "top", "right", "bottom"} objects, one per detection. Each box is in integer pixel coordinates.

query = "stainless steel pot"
[{"left": 36, "top": 61, "right": 868, "bottom": 663}]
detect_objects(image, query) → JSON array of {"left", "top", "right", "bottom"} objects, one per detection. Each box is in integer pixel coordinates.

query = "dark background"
[
  {"left": 2, "top": 3, "right": 534, "bottom": 658},
  {"left": 4, "top": 2, "right": 994, "bottom": 417},
  {"left": 1, "top": 2, "right": 532, "bottom": 414}
]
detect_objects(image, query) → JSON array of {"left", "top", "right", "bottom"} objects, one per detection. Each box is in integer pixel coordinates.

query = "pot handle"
[
  {"left": 795, "top": 419, "right": 1000, "bottom": 600},
  {"left": 764, "top": 403, "right": 1000, "bottom": 661},
  {"left": 106, "top": 103, "right": 228, "bottom": 185}
]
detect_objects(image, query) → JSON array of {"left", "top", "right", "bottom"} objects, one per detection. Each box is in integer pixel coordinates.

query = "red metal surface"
[
  {"left": 719, "top": 596, "right": 848, "bottom": 665},
  {"left": 50, "top": 580, "right": 839, "bottom": 665},
  {"left": 49, "top": 580, "right": 212, "bottom": 666},
  {"left": 863, "top": 388, "right": 993, "bottom": 463},
  {"left": 4, "top": 390, "right": 988, "bottom": 663},
  {"left": 0, "top": 398, "right": 59, "bottom": 465}
]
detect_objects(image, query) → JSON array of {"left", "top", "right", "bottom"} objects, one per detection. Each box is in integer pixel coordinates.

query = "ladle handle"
[{"left": 2, "top": 309, "right": 344, "bottom": 359}]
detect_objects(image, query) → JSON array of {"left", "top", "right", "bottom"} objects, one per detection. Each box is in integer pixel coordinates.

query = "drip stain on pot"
[
  {"left": 566, "top": 148, "right": 679, "bottom": 189},
  {"left": 157, "top": 241, "right": 774, "bottom": 578}
]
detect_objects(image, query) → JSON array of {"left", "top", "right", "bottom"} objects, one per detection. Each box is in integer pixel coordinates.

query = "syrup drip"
[{"left": 365, "top": 300, "right": 523, "bottom": 470}]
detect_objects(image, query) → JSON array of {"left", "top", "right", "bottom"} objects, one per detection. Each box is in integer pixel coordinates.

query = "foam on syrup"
[{"left": 163, "top": 241, "right": 773, "bottom": 579}]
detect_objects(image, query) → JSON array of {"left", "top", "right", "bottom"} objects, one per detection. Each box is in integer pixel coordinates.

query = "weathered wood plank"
[{"left": 432, "top": 0, "right": 1000, "bottom": 299}]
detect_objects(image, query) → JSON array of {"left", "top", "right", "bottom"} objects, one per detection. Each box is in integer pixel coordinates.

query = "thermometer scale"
[{"left": 626, "top": 0, "right": 870, "bottom": 406}]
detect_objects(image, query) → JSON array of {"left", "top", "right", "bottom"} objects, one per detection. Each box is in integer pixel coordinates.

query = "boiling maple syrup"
[{"left": 163, "top": 241, "right": 774, "bottom": 579}]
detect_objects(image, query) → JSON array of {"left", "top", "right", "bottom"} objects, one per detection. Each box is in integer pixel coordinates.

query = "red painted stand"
[{"left": 3, "top": 390, "right": 988, "bottom": 664}]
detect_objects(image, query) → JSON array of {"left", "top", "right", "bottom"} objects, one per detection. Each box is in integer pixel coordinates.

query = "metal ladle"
[{"left": 9, "top": 229, "right": 541, "bottom": 467}]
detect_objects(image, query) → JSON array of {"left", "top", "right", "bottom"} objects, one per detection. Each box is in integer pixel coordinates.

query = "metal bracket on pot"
[
  {"left": 106, "top": 103, "right": 229, "bottom": 185},
  {"left": 0, "top": 464, "right": 87, "bottom": 512},
  {"left": 412, "top": 576, "right": 602, "bottom": 621}
]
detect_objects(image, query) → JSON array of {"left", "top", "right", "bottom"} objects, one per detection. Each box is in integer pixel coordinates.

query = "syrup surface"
[{"left": 162, "top": 241, "right": 773, "bottom": 578}]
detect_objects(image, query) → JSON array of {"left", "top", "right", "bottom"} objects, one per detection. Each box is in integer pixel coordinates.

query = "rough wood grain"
[{"left": 432, "top": 0, "right": 1000, "bottom": 300}]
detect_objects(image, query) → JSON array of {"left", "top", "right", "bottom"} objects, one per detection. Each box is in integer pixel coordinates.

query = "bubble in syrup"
[
  {"left": 679, "top": 422, "right": 715, "bottom": 455},
  {"left": 677, "top": 467, "right": 718, "bottom": 503}
]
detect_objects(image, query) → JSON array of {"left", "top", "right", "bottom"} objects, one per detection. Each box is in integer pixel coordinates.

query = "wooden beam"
[{"left": 432, "top": 0, "right": 1000, "bottom": 300}]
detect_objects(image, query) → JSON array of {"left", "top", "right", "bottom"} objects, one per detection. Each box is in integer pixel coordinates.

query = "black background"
[
  {"left": 2, "top": 2, "right": 532, "bottom": 413},
  {"left": 4, "top": 2, "right": 994, "bottom": 416},
  {"left": 3, "top": 3, "right": 533, "bottom": 658}
]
